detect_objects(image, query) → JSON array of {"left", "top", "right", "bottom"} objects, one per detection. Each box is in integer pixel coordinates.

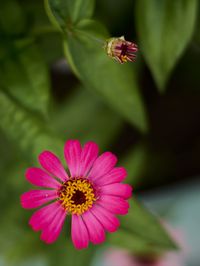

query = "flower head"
[
  {"left": 104, "top": 36, "right": 138, "bottom": 63},
  {"left": 20, "top": 140, "right": 132, "bottom": 249}
]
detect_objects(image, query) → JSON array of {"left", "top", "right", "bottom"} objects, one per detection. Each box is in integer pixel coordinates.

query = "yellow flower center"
[{"left": 58, "top": 178, "right": 96, "bottom": 215}]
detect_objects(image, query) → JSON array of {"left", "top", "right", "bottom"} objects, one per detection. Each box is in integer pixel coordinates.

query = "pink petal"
[
  {"left": 20, "top": 190, "right": 57, "bottom": 209},
  {"left": 97, "top": 195, "right": 129, "bottom": 215},
  {"left": 40, "top": 206, "right": 67, "bottom": 244},
  {"left": 79, "top": 141, "right": 99, "bottom": 177},
  {"left": 89, "top": 152, "right": 117, "bottom": 181},
  {"left": 82, "top": 210, "right": 105, "bottom": 244},
  {"left": 64, "top": 140, "right": 82, "bottom": 177},
  {"left": 90, "top": 204, "right": 120, "bottom": 233},
  {"left": 71, "top": 215, "right": 89, "bottom": 249},
  {"left": 29, "top": 201, "right": 61, "bottom": 231},
  {"left": 26, "top": 167, "right": 61, "bottom": 189},
  {"left": 95, "top": 167, "right": 127, "bottom": 186},
  {"left": 100, "top": 183, "right": 132, "bottom": 199},
  {"left": 39, "top": 151, "right": 68, "bottom": 182}
]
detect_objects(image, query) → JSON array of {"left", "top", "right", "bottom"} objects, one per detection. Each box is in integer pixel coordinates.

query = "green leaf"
[
  {"left": 135, "top": 0, "right": 198, "bottom": 91},
  {"left": 0, "top": 42, "right": 50, "bottom": 115},
  {"left": 0, "top": 90, "right": 63, "bottom": 162},
  {"left": 75, "top": 19, "right": 110, "bottom": 39},
  {"left": 64, "top": 31, "right": 148, "bottom": 132},
  {"left": 47, "top": 240, "right": 97, "bottom": 266},
  {"left": 0, "top": 131, "right": 20, "bottom": 171},
  {"left": 109, "top": 198, "right": 177, "bottom": 254},
  {"left": 109, "top": 229, "right": 164, "bottom": 255},
  {"left": 63, "top": 19, "right": 109, "bottom": 77},
  {"left": 45, "top": 0, "right": 95, "bottom": 28},
  {"left": 121, "top": 143, "right": 148, "bottom": 185},
  {"left": 34, "top": 31, "right": 63, "bottom": 64},
  {"left": 51, "top": 86, "right": 123, "bottom": 149}
]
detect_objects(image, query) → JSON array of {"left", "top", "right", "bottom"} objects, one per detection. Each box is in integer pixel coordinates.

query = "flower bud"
[{"left": 104, "top": 36, "right": 138, "bottom": 63}]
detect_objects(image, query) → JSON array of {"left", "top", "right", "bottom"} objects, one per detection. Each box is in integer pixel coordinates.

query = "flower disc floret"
[{"left": 58, "top": 178, "right": 96, "bottom": 215}]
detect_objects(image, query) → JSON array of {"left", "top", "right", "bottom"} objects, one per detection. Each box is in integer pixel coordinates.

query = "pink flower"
[
  {"left": 20, "top": 140, "right": 132, "bottom": 249},
  {"left": 104, "top": 36, "right": 138, "bottom": 63},
  {"left": 105, "top": 249, "right": 185, "bottom": 266},
  {"left": 104, "top": 225, "right": 186, "bottom": 266}
]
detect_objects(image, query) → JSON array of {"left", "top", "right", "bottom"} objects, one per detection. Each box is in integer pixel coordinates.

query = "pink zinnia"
[{"left": 20, "top": 140, "right": 132, "bottom": 249}]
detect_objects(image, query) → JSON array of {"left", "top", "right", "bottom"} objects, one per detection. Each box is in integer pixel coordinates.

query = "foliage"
[
  {"left": 135, "top": 0, "right": 198, "bottom": 91},
  {"left": 0, "top": 0, "right": 199, "bottom": 265}
]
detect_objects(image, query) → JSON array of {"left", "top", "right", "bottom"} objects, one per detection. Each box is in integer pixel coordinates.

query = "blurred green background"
[{"left": 0, "top": 0, "right": 200, "bottom": 265}]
